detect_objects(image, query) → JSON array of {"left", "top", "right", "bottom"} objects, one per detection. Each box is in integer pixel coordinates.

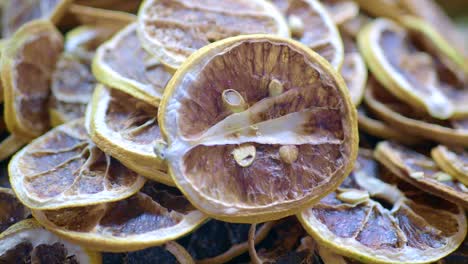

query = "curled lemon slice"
[
  {"left": 364, "top": 77, "right": 468, "bottom": 146},
  {"left": 179, "top": 220, "right": 274, "bottom": 264},
  {"left": 90, "top": 85, "right": 172, "bottom": 185},
  {"left": 321, "top": 0, "right": 359, "bottom": 25},
  {"left": 271, "top": 0, "right": 344, "bottom": 70},
  {"left": 74, "top": 0, "right": 141, "bottom": 13},
  {"left": 137, "top": 0, "right": 290, "bottom": 70},
  {"left": 9, "top": 118, "right": 146, "bottom": 210},
  {"left": 68, "top": 4, "right": 135, "bottom": 29},
  {"left": 432, "top": 146, "right": 468, "bottom": 186},
  {"left": 0, "top": 219, "right": 101, "bottom": 263},
  {"left": 93, "top": 23, "right": 173, "bottom": 106},
  {"left": 341, "top": 34, "right": 366, "bottom": 106},
  {"left": 158, "top": 35, "right": 358, "bottom": 223},
  {"left": 375, "top": 141, "right": 468, "bottom": 208},
  {"left": 299, "top": 149, "right": 467, "bottom": 264},
  {"left": 32, "top": 182, "right": 208, "bottom": 252},
  {"left": 0, "top": 134, "right": 28, "bottom": 162},
  {"left": 2, "top": 0, "right": 73, "bottom": 37},
  {"left": 1, "top": 20, "right": 63, "bottom": 139},
  {"left": 0, "top": 187, "right": 29, "bottom": 234}
]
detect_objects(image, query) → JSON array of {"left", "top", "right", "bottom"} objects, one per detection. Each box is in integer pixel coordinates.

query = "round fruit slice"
[
  {"left": 321, "top": 0, "right": 359, "bottom": 25},
  {"left": 375, "top": 141, "right": 468, "bottom": 208},
  {"left": 93, "top": 23, "right": 173, "bottom": 106},
  {"left": 0, "top": 219, "right": 101, "bottom": 263},
  {"left": 137, "top": 0, "right": 290, "bottom": 70},
  {"left": 1, "top": 20, "right": 63, "bottom": 139},
  {"left": 158, "top": 35, "right": 358, "bottom": 222},
  {"left": 2, "top": 0, "right": 73, "bottom": 37},
  {"left": 358, "top": 18, "right": 460, "bottom": 120},
  {"left": 440, "top": 235, "right": 468, "bottom": 264},
  {"left": 179, "top": 220, "right": 274, "bottom": 264},
  {"left": 0, "top": 187, "right": 29, "bottom": 234},
  {"left": 299, "top": 149, "right": 467, "bottom": 264},
  {"left": 103, "top": 241, "right": 195, "bottom": 264},
  {"left": 341, "top": 34, "right": 366, "bottom": 106},
  {"left": 9, "top": 118, "right": 146, "bottom": 210},
  {"left": 271, "top": 0, "right": 344, "bottom": 70},
  {"left": 90, "top": 85, "right": 171, "bottom": 185},
  {"left": 32, "top": 182, "right": 208, "bottom": 252},
  {"left": 364, "top": 77, "right": 468, "bottom": 146},
  {"left": 68, "top": 4, "right": 135, "bottom": 29},
  {"left": 432, "top": 145, "right": 468, "bottom": 186}
]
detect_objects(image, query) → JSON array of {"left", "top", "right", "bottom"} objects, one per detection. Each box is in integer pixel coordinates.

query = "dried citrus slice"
[
  {"left": 375, "top": 141, "right": 468, "bottom": 208},
  {"left": 0, "top": 219, "right": 101, "bottom": 263},
  {"left": 93, "top": 23, "right": 173, "bottom": 106},
  {"left": 137, "top": 0, "right": 290, "bottom": 70},
  {"left": 341, "top": 34, "right": 366, "bottom": 106},
  {"left": 158, "top": 35, "right": 358, "bottom": 222},
  {"left": 271, "top": 0, "right": 344, "bottom": 70},
  {"left": 2, "top": 0, "right": 73, "bottom": 37},
  {"left": 299, "top": 149, "right": 467, "bottom": 264},
  {"left": 321, "top": 0, "right": 359, "bottom": 25},
  {"left": 75, "top": 0, "right": 141, "bottom": 13},
  {"left": 68, "top": 4, "right": 135, "bottom": 29},
  {"left": 9, "top": 118, "right": 146, "bottom": 210},
  {"left": 90, "top": 85, "right": 171, "bottom": 185},
  {"left": 365, "top": 77, "right": 468, "bottom": 146},
  {"left": 32, "top": 182, "right": 208, "bottom": 252},
  {"left": 432, "top": 145, "right": 468, "bottom": 186},
  {"left": 358, "top": 18, "right": 464, "bottom": 120},
  {"left": 340, "top": 13, "right": 372, "bottom": 39},
  {"left": 0, "top": 134, "right": 28, "bottom": 162},
  {"left": 440, "top": 235, "right": 468, "bottom": 264},
  {"left": 0, "top": 187, "right": 29, "bottom": 234},
  {"left": 1, "top": 20, "right": 63, "bottom": 139},
  {"left": 103, "top": 241, "right": 195, "bottom": 264},
  {"left": 179, "top": 220, "right": 274, "bottom": 264}
]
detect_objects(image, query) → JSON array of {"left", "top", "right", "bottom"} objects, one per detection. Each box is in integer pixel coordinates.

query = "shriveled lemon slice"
[
  {"left": 103, "top": 241, "right": 195, "bottom": 264},
  {"left": 179, "top": 220, "right": 274, "bottom": 264},
  {"left": 364, "top": 76, "right": 468, "bottom": 146},
  {"left": 340, "top": 13, "right": 372, "bottom": 39},
  {"left": 9, "top": 118, "right": 146, "bottom": 210},
  {"left": 299, "top": 149, "right": 467, "bottom": 264},
  {"left": 321, "top": 0, "right": 359, "bottom": 25},
  {"left": 93, "top": 23, "right": 173, "bottom": 106},
  {"left": 1, "top": 20, "right": 63, "bottom": 139},
  {"left": 0, "top": 134, "right": 28, "bottom": 162},
  {"left": 0, "top": 219, "right": 101, "bottom": 263},
  {"left": 358, "top": 18, "right": 462, "bottom": 120},
  {"left": 341, "top": 34, "right": 366, "bottom": 106},
  {"left": 2, "top": 0, "right": 73, "bottom": 37},
  {"left": 0, "top": 187, "right": 29, "bottom": 234},
  {"left": 74, "top": 0, "right": 141, "bottom": 13},
  {"left": 271, "top": 0, "right": 344, "bottom": 70},
  {"left": 137, "top": 0, "right": 290, "bottom": 70},
  {"left": 158, "top": 35, "right": 358, "bottom": 223},
  {"left": 375, "top": 141, "right": 468, "bottom": 208},
  {"left": 68, "top": 4, "right": 135, "bottom": 29},
  {"left": 432, "top": 146, "right": 468, "bottom": 186},
  {"left": 90, "top": 85, "right": 172, "bottom": 185},
  {"left": 32, "top": 182, "right": 208, "bottom": 252}
]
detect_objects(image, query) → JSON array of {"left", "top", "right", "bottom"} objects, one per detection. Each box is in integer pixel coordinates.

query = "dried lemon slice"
[
  {"left": 364, "top": 77, "right": 468, "bottom": 146},
  {"left": 179, "top": 220, "right": 274, "bottom": 264},
  {"left": 2, "top": 0, "right": 73, "bottom": 37},
  {"left": 0, "top": 219, "right": 101, "bottom": 263},
  {"left": 68, "top": 4, "right": 135, "bottom": 29},
  {"left": 299, "top": 149, "right": 467, "bottom": 264},
  {"left": 341, "top": 34, "right": 366, "bottom": 106},
  {"left": 137, "top": 0, "right": 290, "bottom": 70},
  {"left": 74, "top": 0, "right": 141, "bottom": 13},
  {"left": 0, "top": 187, "right": 29, "bottom": 234},
  {"left": 32, "top": 182, "right": 208, "bottom": 252},
  {"left": 93, "top": 23, "right": 173, "bottom": 106},
  {"left": 432, "top": 146, "right": 468, "bottom": 186},
  {"left": 9, "top": 118, "right": 146, "bottom": 210},
  {"left": 90, "top": 85, "right": 172, "bottom": 185},
  {"left": 1, "top": 20, "right": 63, "bottom": 139},
  {"left": 0, "top": 134, "right": 28, "bottom": 162},
  {"left": 375, "top": 141, "right": 468, "bottom": 208},
  {"left": 321, "top": 0, "right": 359, "bottom": 25},
  {"left": 340, "top": 13, "right": 372, "bottom": 39},
  {"left": 158, "top": 35, "right": 358, "bottom": 222},
  {"left": 103, "top": 241, "right": 195, "bottom": 264},
  {"left": 271, "top": 0, "right": 344, "bottom": 70}
]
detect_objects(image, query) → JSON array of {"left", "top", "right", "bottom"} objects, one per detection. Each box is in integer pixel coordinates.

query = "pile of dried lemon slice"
[{"left": 0, "top": 0, "right": 467, "bottom": 263}]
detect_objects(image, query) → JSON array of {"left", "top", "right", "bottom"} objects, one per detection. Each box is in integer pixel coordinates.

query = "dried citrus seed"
[
  {"left": 435, "top": 172, "right": 453, "bottom": 182},
  {"left": 232, "top": 145, "right": 256, "bottom": 167},
  {"left": 153, "top": 140, "right": 168, "bottom": 160},
  {"left": 288, "top": 15, "right": 304, "bottom": 38},
  {"left": 268, "top": 79, "right": 284, "bottom": 97},
  {"left": 279, "top": 145, "right": 299, "bottom": 164},
  {"left": 222, "top": 89, "right": 247, "bottom": 113},
  {"left": 337, "top": 190, "right": 369, "bottom": 204}
]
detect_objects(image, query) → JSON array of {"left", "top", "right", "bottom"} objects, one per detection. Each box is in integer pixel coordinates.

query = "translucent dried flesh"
[
  {"left": 299, "top": 150, "right": 467, "bottom": 263},
  {"left": 160, "top": 37, "right": 357, "bottom": 221},
  {"left": 375, "top": 141, "right": 468, "bottom": 208},
  {"left": 32, "top": 181, "right": 207, "bottom": 252},
  {"left": 2, "top": 21, "right": 63, "bottom": 139},
  {"left": 271, "top": 0, "right": 344, "bottom": 69},
  {"left": 138, "top": 0, "right": 289, "bottom": 68},
  {"left": 9, "top": 119, "right": 145, "bottom": 209},
  {"left": 94, "top": 23, "right": 173, "bottom": 105},
  {"left": 0, "top": 188, "right": 30, "bottom": 234}
]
